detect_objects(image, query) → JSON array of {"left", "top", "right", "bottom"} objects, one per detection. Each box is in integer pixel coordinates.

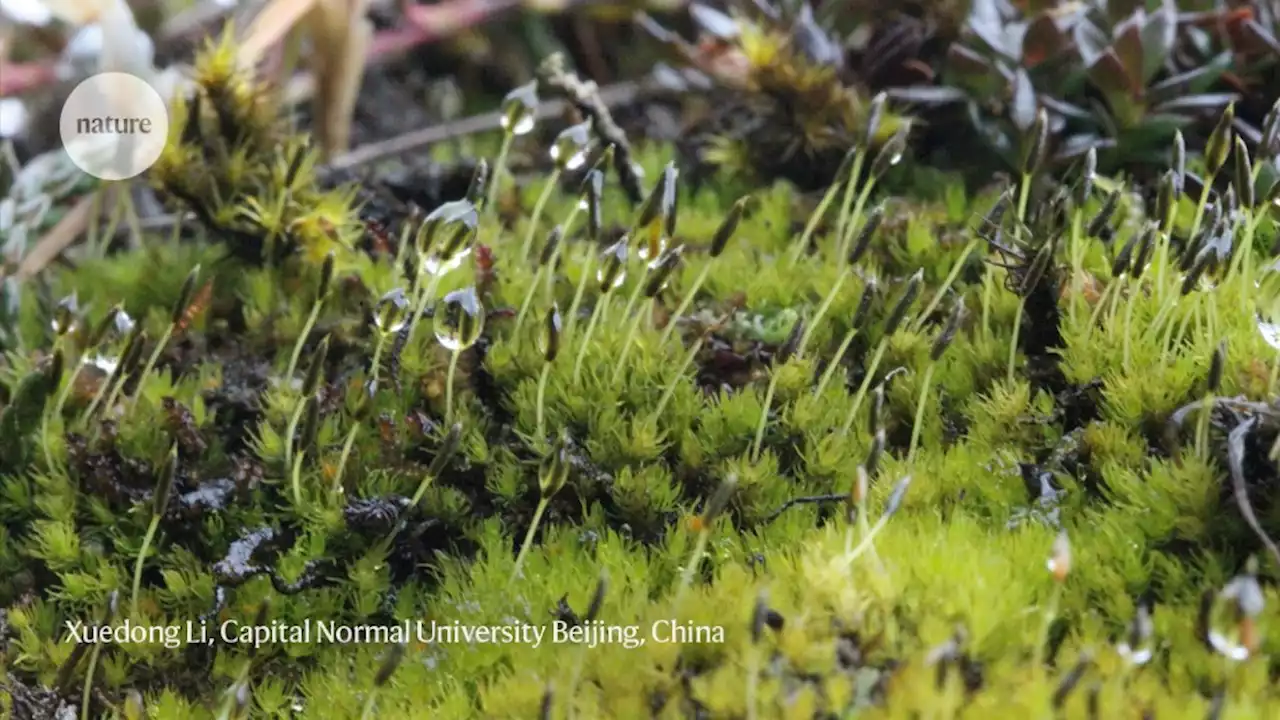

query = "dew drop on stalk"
[
  {"left": 373, "top": 288, "right": 411, "bottom": 334},
  {"left": 84, "top": 354, "right": 120, "bottom": 376},
  {"left": 1205, "top": 573, "right": 1265, "bottom": 661},
  {"left": 500, "top": 81, "right": 539, "bottom": 136},
  {"left": 51, "top": 293, "right": 78, "bottom": 335},
  {"left": 550, "top": 119, "right": 592, "bottom": 172},
  {"left": 1116, "top": 604, "right": 1154, "bottom": 667},
  {"left": 1258, "top": 318, "right": 1280, "bottom": 351},
  {"left": 421, "top": 200, "right": 479, "bottom": 276},
  {"left": 597, "top": 238, "right": 629, "bottom": 291},
  {"left": 433, "top": 286, "right": 486, "bottom": 351}
]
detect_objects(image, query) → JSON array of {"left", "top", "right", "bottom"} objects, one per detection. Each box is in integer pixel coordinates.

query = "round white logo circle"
[{"left": 59, "top": 72, "right": 169, "bottom": 181}]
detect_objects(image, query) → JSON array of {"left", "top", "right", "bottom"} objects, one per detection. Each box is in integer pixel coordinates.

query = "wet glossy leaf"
[
  {"left": 1039, "top": 95, "right": 1094, "bottom": 122},
  {"left": 689, "top": 3, "right": 738, "bottom": 40},
  {"left": 1054, "top": 134, "right": 1115, "bottom": 162},
  {"left": 1074, "top": 19, "right": 1111, "bottom": 68},
  {"left": 885, "top": 86, "right": 968, "bottom": 106},
  {"left": 1151, "top": 94, "right": 1240, "bottom": 115},
  {"left": 968, "top": 4, "right": 1014, "bottom": 59},
  {"left": 1140, "top": 1, "right": 1177, "bottom": 82},
  {"left": 1011, "top": 69, "right": 1037, "bottom": 132},
  {"left": 1147, "top": 53, "right": 1233, "bottom": 104}
]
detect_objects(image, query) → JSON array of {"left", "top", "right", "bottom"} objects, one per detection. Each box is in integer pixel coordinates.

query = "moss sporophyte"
[{"left": 7, "top": 21, "right": 1280, "bottom": 720}]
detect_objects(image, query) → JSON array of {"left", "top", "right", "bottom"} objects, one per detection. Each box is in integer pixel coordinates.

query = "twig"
[
  {"left": 1225, "top": 417, "right": 1280, "bottom": 570},
  {"left": 11, "top": 191, "right": 99, "bottom": 282},
  {"left": 539, "top": 52, "right": 645, "bottom": 203},
  {"left": 760, "top": 494, "right": 846, "bottom": 525},
  {"left": 329, "top": 74, "right": 672, "bottom": 172}
]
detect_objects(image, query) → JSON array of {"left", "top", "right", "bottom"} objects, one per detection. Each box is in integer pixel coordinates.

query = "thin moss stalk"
[
  {"left": 1039, "top": 532, "right": 1072, "bottom": 670},
  {"left": 128, "top": 265, "right": 201, "bottom": 412},
  {"left": 511, "top": 437, "right": 571, "bottom": 583},
  {"left": 750, "top": 319, "right": 804, "bottom": 462},
  {"left": 675, "top": 475, "right": 737, "bottom": 605},
  {"left": 131, "top": 444, "right": 176, "bottom": 617},
  {"left": 360, "top": 642, "right": 406, "bottom": 720},
  {"left": 564, "top": 572, "right": 608, "bottom": 720},
  {"left": 1196, "top": 342, "right": 1226, "bottom": 459},
  {"left": 81, "top": 592, "right": 118, "bottom": 720},
  {"left": 840, "top": 474, "right": 911, "bottom": 568},
  {"left": 651, "top": 329, "right": 710, "bottom": 423},
  {"left": 814, "top": 278, "right": 877, "bottom": 397},
  {"left": 788, "top": 147, "right": 857, "bottom": 267},
  {"left": 284, "top": 252, "right": 335, "bottom": 380},
  {"left": 842, "top": 270, "right": 922, "bottom": 433},
  {"left": 520, "top": 169, "right": 563, "bottom": 263}
]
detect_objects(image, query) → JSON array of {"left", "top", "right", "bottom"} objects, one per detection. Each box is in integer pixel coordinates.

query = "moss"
[{"left": 3, "top": 30, "right": 1280, "bottom": 720}]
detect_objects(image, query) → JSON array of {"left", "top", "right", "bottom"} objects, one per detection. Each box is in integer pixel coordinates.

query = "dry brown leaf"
[
  {"left": 308, "top": 0, "right": 371, "bottom": 157},
  {"left": 237, "top": 0, "right": 319, "bottom": 68},
  {"left": 14, "top": 190, "right": 101, "bottom": 282}
]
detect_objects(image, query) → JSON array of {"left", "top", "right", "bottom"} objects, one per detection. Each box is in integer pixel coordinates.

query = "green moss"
[{"left": 3, "top": 32, "right": 1280, "bottom": 720}]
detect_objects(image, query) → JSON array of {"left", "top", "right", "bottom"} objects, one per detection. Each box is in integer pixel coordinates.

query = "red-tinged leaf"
[
  {"left": 1089, "top": 50, "right": 1143, "bottom": 127},
  {"left": 1011, "top": 69, "right": 1037, "bottom": 132},
  {"left": 1240, "top": 19, "right": 1280, "bottom": 56},
  {"left": 1087, "top": 50, "right": 1133, "bottom": 98},
  {"left": 1022, "top": 13, "right": 1066, "bottom": 68},
  {"left": 1111, "top": 14, "right": 1145, "bottom": 90}
]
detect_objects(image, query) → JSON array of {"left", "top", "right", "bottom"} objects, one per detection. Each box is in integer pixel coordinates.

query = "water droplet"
[
  {"left": 373, "top": 288, "right": 411, "bottom": 334},
  {"left": 83, "top": 353, "right": 119, "bottom": 376},
  {"left": 550, "top": 119, "right": 592, "bottom": 171},
  {"left": 434, "top": 286, "right": 485, "bottom": 351},
  {"left": 500, "top": 81, "right": 539, "bottom": 137},
  {"left": 1258, "top": 316, "right": 1280, "bottom": 351},
  {"left": 538, "top": 433, "right": 571, "bottom": 498},
  {"left": 1206, "top": 573, "right": 1265, "bottom": 661},
  {"left": 420, "top": 200, "right": 479, "bottom": 276},
  {"left": 1116, "top": 605, "right": 1154, "bottom": 667},
  {"left": 597, "top": 239, "right": 629, "bottom": 292},
  {"left": 51, "top": 293, "right": 78, "bottom": 335}
]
